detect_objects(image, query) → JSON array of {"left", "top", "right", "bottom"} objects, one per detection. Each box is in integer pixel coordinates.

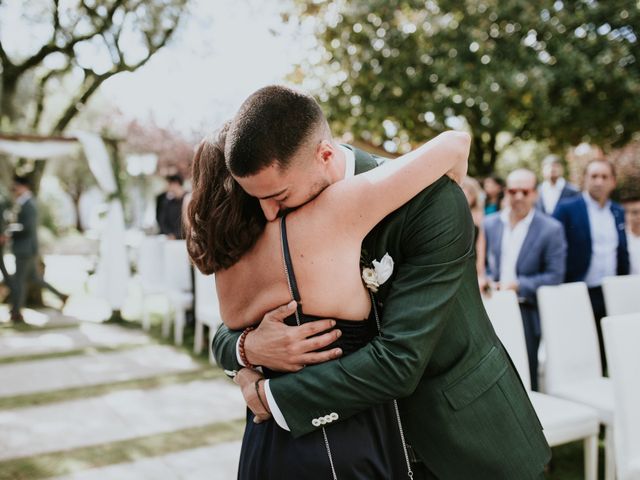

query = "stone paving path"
[
  {"left": 0, "top": 310, "right": 245, "bottom": 478},
  {"left": 0, "top": 379, "right": 244, "bottom": 461},
  {"left": 0, "top": 344, "right": 201, "bottom": 397},
  {"left": 52, "top": 441, "right": 241, "bottom": 480},
  {"left": 0, "top": 323, "right": 150, "bottom": 358}
]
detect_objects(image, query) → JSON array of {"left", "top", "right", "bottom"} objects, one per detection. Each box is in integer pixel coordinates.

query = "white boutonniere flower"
[
  {"left": 362, "top": 253, "right": 394, "bottom": 292},
  {"left": 362, "top": 267, "right": 379, "bottom": 292}
]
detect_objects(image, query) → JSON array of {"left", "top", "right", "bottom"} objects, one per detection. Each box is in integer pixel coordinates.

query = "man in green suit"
[
  {"left": 8, "top": 176, "right": 67, "bottom": 323},
  {"left": 213, "top": 86, "right": 550, "bottom": 478}
]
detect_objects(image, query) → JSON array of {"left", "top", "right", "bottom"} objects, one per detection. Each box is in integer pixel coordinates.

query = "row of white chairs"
[
  {"left": 601, "top": 275, "right": 640, "bottom": 316},
  {"left": 137, "top": 236, "right": 222, "bottom": 359},
  {"left": 484, "top": 290, "right": 600, "bottom": 480},
  {"left": 484, "top": 277, "right": 640, "bottom": 480}
]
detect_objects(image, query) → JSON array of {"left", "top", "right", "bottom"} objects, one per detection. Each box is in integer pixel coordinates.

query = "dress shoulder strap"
[{"left": 280, "top": 215, "right": 302, "bottom": 304}]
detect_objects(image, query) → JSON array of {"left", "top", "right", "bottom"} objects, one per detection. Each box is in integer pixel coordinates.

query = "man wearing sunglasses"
[{"left": 484, "top": 169, "right": 567, "bottom": 391}]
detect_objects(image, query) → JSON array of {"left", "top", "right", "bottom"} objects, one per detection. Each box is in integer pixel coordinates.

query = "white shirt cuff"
[
  {"left": 264, "top": 379, "right": 290, "bottom": 431},
  {"left": 235, "top": 337, "right": 246, "bottom": 367}
]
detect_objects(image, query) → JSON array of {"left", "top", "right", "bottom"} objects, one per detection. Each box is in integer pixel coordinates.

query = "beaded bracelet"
[{"left": 238, "top": 326, "right": 255, "bottom": 369}]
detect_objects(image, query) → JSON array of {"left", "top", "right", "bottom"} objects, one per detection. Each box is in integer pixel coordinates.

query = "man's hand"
[
  {"left": 497, "top": 281, "right": 519, "bottom": 292},
  {"left": 234, "top": 368, "right": 271, "bottom": 423},
  {"left": 244, "top": 300, "right": 343, "bottom": 372}
]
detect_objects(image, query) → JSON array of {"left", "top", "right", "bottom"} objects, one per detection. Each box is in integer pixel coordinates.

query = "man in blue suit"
[
  {"left": 536, "top": 154, "right": 579, "bottom": 215},
  {"left": 553, "top": 159, "right": 629, "bottom": 369},
  {"left": 485, "top": 169, "right": 567, "bottom": 390}
]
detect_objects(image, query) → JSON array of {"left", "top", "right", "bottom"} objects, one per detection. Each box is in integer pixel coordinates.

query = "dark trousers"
[
  {"left": 9, "top": 255, "right": 66, "bottom": 316},
  {"left": 519, "top": 303, "right": 541, "bottom": 391},
  {"left": 588, "top": 286, "right": 607, "bottom": 373}
]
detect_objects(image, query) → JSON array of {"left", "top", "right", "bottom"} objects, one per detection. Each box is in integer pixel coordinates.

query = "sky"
[{"left": 100, "top": 0, "right": 311, "bottom": 134}]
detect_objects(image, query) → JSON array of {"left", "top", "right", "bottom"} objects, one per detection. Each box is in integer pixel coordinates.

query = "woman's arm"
[{"left": 321, "top": 131, "right": 470, "bottom": 239}]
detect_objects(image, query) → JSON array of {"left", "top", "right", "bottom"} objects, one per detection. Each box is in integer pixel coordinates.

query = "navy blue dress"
[{"left": 237, "top": 216, "right": 409, "bottom": 480}]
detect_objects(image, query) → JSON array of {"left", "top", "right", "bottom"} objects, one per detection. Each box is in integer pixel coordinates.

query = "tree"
[
  {"left": 0, "top": 0, "right": 188, "bottom": 187},
  {"left": 287, "top": 0, "right": 640, "bottom": 175}
]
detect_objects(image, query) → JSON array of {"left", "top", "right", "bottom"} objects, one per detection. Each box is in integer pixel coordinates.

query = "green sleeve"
[
  {"left": 269, "top": 178, "right": 475, "bottom": 437},
  {"left": 211, "top": 324, "right": 243, "bottom": 371}
]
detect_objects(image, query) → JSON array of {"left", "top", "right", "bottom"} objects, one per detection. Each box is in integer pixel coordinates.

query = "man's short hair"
[
  {"left": 225, "top": 85, "right": 329, "bottom": 177},
  {"left": 12, "top": 175, "right": 31, "bottom": 188},
  {"left": 166, "top": 174, "right": 183, "bottom": 185},
  {"left": 585, "top": 158, "right": 616, "bottom": 178},
  {"left": 542, "top": 154, "right": 562, "bottom": 167}
]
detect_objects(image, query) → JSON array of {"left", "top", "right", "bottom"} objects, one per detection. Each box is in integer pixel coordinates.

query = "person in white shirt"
[
  {"left": 623, "top": 197, "right": 640, "bottom": 275},
  {"left": 484, "top": 169, "right": 566, "bottom": 390},
  {"left": 553, "top": 160, "right": 630, "bottom": 369},
  {"left": 536, "top": 154, "right": 579, "bottom": 215}
]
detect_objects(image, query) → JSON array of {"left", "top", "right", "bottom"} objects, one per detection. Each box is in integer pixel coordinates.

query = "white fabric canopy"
[{"left": 0, "top": 138, "right": 78, "bottom": 158}]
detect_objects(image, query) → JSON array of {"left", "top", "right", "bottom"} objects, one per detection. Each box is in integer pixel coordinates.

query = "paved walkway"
[
  {"left": 0, "top": 309, "right": 245, "bottom": 478},
  {"left": 0, "top": 379, "right": 243, "bottom": 461},
  {"left": 0, "top": 344, "right": 201, "bottom": 397},
  {"left": 0, "top": 323, "right": 150, "bottom": 358},
  {"left": 52, "top": 441, "right": 241, "bottom": 480}
]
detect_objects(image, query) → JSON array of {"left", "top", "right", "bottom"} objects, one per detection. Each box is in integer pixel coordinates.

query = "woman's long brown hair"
[{"left": 185, "top": 122, "right": 266, "bottom": 273}]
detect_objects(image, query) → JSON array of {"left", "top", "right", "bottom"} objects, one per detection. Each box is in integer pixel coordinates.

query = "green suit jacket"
[{"left": 213, "top": 147, "right": 551, "bottom": 478}]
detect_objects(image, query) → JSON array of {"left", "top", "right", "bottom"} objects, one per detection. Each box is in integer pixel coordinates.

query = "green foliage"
[{"left": 288, "top": 0, "right": 640, "bottom": 175}]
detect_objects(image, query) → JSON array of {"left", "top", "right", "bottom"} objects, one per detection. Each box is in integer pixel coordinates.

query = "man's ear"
[{"left": 316, "top": 139, "right": 335, "bottom": 165}]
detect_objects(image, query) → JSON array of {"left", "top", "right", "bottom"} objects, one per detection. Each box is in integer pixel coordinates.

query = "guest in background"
[
  {"left": 8, "top": 176, "right": 68, "bottom": 323},
  {"left": 482, "top": 174, "right": 504, "bottom": 215},
  {"left": 156, "top": 174, "right": 186, "bottom": 239},
  {"left": 553, "top": 159, "right": 629, "bottom": 370},
  {"left": 461, "top": 176, "right": 488, "bottom": 291},
  {"left": 0, "top": 193, "right": 11, "bottom": 284},
  {"left": 622, "top": 197, "right": 640, "bottom": 275},
  {"left": 484, "top": 169, "right": 566, "bottom": 390},
  {"left": 536, "top": 154, "right": 579, "bottom": 215}
]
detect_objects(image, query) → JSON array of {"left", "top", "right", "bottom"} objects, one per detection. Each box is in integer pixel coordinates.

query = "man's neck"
[
  {"left": 587, "top": 192, "right": 609, "bottom": 208},
  {"left": 334, "top": 144, "right": 348, "bottom": 181},
  {"left": 509, "top": 212, "right": 527, "bottom": 228}
]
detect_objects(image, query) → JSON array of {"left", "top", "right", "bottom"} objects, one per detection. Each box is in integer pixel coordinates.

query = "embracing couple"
[{"left": 185, "top": 85, "right": 551, "bottom": 479}]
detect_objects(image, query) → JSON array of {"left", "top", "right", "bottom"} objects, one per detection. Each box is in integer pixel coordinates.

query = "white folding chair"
[
  {"left": 137, "top": 235, "right": 166, "bottom": 330},
  {"left": 162, "top": 240, "right": 193, "bottom": 346},
  {"left": 193, "top": 269, "right": 222, "bottom": 362},
  {"left": 603, "top": 313, "right": 640, "bottom": 480},
  {"left": 602, "top": 275, "right": 640, "bottom": 316},
  {"left": 538, "top": 282, "right": 616, "bottom": 480},
  {"left": 483, "top": 290, "right": 599, "bottom": 480}
]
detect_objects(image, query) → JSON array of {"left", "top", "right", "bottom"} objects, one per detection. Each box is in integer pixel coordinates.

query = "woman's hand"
[{"left": 234, "top": 368, "right": 272, "bottom": 423}]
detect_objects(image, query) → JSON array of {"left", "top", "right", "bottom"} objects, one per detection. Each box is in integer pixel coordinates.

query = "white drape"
[{"left": 74, "top": 132, "right": 130, "bottom": 311}]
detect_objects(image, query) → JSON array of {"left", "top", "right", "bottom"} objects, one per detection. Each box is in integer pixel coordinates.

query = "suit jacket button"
[
  {"left": 323, "top": 415, "right": 332, "bottom": 423},
  {"left": 330, "top": 412, "right": 339, "bottom": 421},
  {"left": 319, "top": 417, "right": 327, "bottom": 425},
  {"left": 312, "top": 418, "right": 321, "bottom": 427}
]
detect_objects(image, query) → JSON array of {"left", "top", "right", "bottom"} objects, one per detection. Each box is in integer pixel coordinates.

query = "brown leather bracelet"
[
  {"left": 255, "top": 379, "right": 270, "bottom": 414},
  {"left": 238, "top": 326, "right": 255, "bottom": 369}
]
